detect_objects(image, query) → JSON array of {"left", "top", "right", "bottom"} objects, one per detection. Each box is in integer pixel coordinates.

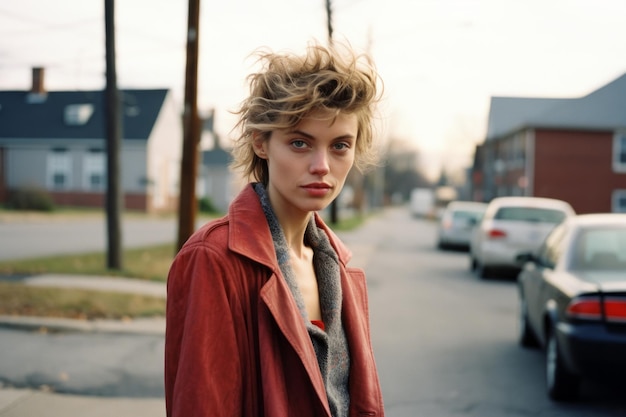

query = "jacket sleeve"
[{"left": 165, "top": 242, "right": 245, "bottom": 417}]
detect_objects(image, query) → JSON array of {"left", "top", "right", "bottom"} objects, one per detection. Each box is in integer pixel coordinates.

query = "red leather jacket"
[{"left": 165, "top": 184, "right": 384, "bottom": 416}]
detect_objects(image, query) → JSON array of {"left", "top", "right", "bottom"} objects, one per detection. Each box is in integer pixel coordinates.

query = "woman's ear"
[{"left": 252, "top": 133, "right": 268, "bottom": 159}]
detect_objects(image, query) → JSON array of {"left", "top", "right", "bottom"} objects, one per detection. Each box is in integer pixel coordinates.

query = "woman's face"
[{"left": 254, "top": 110, "right": 358, "bottom": 218}]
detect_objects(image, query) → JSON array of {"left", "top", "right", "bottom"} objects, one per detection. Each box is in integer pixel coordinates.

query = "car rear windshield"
[
  {"left": 452, "top": 211, "right": 483, "bottom": 221},
  {"left": 572, "top": 228, "right": 626, "bottom": 271},
  {"left": 494, "top": 207, "right": 567, "bottom": 224}
]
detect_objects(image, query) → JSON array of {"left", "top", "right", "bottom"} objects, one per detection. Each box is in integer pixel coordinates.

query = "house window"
[
  {"left": 83, "top": 149, "right": 106, "bottom": 191},
  {"left": 614, "top": 133, "right": 626, "bottom": 172},
  {"left": 613, "top": 190, "right": 626, "bottom": 213},
  {"left": 65, "top": 104, "right": 94, "bottom": 126},
  {"left": 47, "top": 148, "right": 71, "bottom": 190}
]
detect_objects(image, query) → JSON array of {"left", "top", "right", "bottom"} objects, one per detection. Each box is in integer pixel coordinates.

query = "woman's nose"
[{"left": 309, "top": 150, "right": 330, "bottom": 175}]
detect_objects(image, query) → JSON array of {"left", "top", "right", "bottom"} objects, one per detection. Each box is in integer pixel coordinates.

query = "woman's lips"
[{"left": 302, "top": 183, "right": 332, "bottom": 197}]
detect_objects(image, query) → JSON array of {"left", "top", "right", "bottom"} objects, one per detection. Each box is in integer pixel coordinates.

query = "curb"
[
  {"left": 22, "top": 275, "right": 167, "bottom": 298},
  {"left": 0, "top": 315, "right": 165, "bottom": 335}
]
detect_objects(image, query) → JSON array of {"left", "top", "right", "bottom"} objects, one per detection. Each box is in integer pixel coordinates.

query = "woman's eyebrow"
[
  {"left": 289, "top": 130, "right": 355, "bottom": 141},
  {"left": 288, "top": 129, "right": 314, "bottom": 139}
]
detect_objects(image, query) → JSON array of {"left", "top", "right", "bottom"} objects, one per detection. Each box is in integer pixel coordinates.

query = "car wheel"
[
  {"left": 470, "top": 256, "right": 477, "bottom": 271},
  {"left": 476, "top": 262, "right": 489, "bottom": 279},
  {"left": 518, "top": 297, "right": 538, "bottom": 348},
  {"left": 546, "top": 325, "right": 579, "bottom": 401}
]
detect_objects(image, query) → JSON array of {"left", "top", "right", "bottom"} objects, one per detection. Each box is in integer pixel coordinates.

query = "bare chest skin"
[{"left": 289, "top": 246, "right": 322, "bottom": 321}]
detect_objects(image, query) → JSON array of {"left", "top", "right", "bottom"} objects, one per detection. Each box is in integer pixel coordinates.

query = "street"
[
  {"left": 0, "top": 215, "right": 178, "bottom": 261},
  {"left": 348, "top": 207, "right": 626, "bottom": 417},
  {"left": 2, "top": 207, "right": 626, "bottom": 416}
]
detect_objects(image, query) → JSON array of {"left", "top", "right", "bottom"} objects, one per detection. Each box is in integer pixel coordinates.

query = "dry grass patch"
[
  {"left": 0, "top": 243, "right": 176, "bottom": 282},
  {"left": 0, "top": 282, "right": 165, "bottom": 320}
]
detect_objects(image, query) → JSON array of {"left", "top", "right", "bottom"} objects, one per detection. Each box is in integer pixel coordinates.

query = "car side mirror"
[{"left": 516, "top": 252, "right": 536, "bottom": 265}]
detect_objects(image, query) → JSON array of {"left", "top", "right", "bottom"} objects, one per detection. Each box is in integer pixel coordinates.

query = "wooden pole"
[
  {"left": 325, "top": 0, "right": 339, "bottom": 225},
  {"left": 104, "top": 0, "right": 123, "bottom": 269},
  {"left": 176, "top": 0, "right": 201, "bottom": 251}
]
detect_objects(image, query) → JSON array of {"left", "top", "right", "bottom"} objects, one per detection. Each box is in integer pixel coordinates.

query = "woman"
[{"left": 165, "top": 42, "right": 385, "bottom": 417}]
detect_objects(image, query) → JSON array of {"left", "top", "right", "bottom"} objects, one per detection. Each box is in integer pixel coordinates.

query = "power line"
[{"left": 0, "top": 9, "right": 102, "bottom": 36}]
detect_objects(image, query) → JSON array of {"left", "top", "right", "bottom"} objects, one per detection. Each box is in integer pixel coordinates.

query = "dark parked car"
[{"left": 517, "top": 213, "right": 626, "bottom": 401}]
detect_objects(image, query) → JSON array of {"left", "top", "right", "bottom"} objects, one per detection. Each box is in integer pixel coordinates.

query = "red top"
[{"left": 311, "top": 320, "right": 325, "bottom": 331}]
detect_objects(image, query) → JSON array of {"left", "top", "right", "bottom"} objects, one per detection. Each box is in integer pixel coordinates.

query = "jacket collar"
[{"left": 228, "top": 183, "right": 353, "bottom": 268}]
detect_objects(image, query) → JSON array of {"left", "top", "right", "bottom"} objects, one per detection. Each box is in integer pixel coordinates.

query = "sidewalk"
[
  {"left": 0, "top": 388, "right": 164, "bottom": 417},
  {"left": 0, "top": 274, "right": 167, "bottom": 417}
]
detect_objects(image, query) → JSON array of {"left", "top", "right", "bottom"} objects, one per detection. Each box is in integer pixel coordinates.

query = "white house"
[{"left": 0, "top": 68, "right": 182, "bottom": 212}]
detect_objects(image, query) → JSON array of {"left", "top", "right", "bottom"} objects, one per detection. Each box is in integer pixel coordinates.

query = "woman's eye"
[
  {"left": 291, "top": 140, "right": 307, "bottom": 149},
  {"left": 333, "top": 142, "right": 350, "bottom": 151}
]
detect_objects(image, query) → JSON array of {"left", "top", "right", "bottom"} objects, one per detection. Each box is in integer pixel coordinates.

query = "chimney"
[{"left": 31, "top": 67, "right": 45, "bottom": 94}]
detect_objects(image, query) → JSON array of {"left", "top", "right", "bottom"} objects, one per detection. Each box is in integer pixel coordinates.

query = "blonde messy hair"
[{"left": 230, "top": 41, "right": 382, "bottom": 185}]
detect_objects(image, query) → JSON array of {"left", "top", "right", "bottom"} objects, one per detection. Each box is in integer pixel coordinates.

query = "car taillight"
[
  {"left": 487, "top": 229, "right": 507, "bottom": 239},
  {"left": 604, "top": 298, "right": 626, "bottom": 323},
  {"left": 566, "top": 297, "right": 602, "bottom": 320},
  {"left": 566, "top": 297, "right": 626, "bottom": 323}
]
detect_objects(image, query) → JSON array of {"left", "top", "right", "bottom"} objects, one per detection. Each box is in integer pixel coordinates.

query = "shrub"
[
  {"left": 6, "top": 187, "right": 55, "bottom": 211},
  {"left": 198, "top": 196, "right": 219, "bottom": 214}
]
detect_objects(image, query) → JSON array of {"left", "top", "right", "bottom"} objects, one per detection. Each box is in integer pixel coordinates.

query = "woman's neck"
[
  {"left": 277, "top": 213, "right": 312, "bottom": 257},
  {"left": 266, "top": 190, "right": 312, "bottom": 255}
]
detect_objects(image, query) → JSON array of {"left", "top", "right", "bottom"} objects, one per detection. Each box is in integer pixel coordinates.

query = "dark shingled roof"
[
  {"left": 0, "top": 89, "right": 169, "bottom": 140},
  {"left": 486, "top": 72, "right": 626, "bottom": 141},
  {"left": 202, "top": 147, "right": 232, "bottom": 166}
]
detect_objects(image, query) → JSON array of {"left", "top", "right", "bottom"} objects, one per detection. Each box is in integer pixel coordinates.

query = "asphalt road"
[
  {"left": 341, "top": 207, "right": 626, "bottom": 417},
  {"left": 2, "top": 207, "right": 626, "bottom": 416},
  {"left": 0, "top": 215, "right": 179, "bottom": 261},
  {"left": 0, "top": 329, "right": 163, "bottom": 397}
]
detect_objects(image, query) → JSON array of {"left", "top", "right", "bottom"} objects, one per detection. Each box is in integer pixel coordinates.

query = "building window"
[
  {"left": 613, "top": 190, "right": 626, "bottom": 213},
  {"left": 47, "top": 148, "right": 71, "bottom": 190},
  {"left": 65, "top": 104, "right": 94, "bottom": 126},
  {"left": 614, "top": 133, "right": 626, "bottom": 172},
  {"left": 83, "top": 149, "right": 106, "bottom": 191}
]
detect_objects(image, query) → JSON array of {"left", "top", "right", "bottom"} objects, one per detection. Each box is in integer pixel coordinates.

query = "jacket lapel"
[
  {"left": 259, "top": 273, "right": 330, "bottom": 403},
  {"left": 228, "top": 185, "right": 331, "bottom": 408}
]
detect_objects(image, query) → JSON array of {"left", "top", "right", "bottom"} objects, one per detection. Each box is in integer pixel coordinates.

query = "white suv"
[{"left": 469, "top": 196, "right": 575, "bottom": 278}]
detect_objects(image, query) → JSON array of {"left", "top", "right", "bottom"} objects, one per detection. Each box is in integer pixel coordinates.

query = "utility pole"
[
  {"left": 104, "top": 0, "right": 123, "bottom": 269},
  {"left": 325, "top": 0, "right": 334, "bottom": 42},
  {"left": 325, "top": 0, "right": 339, "bottom": 225},
  {"left": 176, "top": 0, "right": 201, "bottom": 251}
]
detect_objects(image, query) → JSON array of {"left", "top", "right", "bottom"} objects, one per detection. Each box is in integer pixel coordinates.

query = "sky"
[{"left": 2, "top": 0, "right": 626, "bottom": 180}]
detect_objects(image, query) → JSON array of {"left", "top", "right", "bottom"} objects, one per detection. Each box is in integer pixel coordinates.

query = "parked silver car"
[
  {"left": 436, "top": 201, "right": 488, "bottom": 250},
  {"left": 469, "top": 196, "right": 575, "bottom": 278}
]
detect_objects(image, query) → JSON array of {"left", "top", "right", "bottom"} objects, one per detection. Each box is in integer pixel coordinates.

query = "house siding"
[
  {"left": 120, "top": 144, "right": 148, "bottom": 193},
  {"left": 533, "top": 129, "right": 619, "bottom": 214},
  {"left": 6, "top": 146, "right": 48, "bottom": 188},
  {"left": 146, "top": 92, "right": 181, "bottom": 212},
  {"left": 0, "top": 140, "right": 154, "bottom": 211},
  {"left": 198, "top": 166, "right": 232, "bottom": 213},
  {"left": 49, "top": 191, "right": 147, "bottom": 211}
]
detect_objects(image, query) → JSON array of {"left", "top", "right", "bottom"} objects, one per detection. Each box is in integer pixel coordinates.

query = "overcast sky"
[{"left": 2, "top": 0, "right": 626, "bottom": 179}]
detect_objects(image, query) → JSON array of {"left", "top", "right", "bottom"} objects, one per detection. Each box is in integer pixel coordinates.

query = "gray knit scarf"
[{"left": 254, "top": 183, "right": 350, "bottom": 417}]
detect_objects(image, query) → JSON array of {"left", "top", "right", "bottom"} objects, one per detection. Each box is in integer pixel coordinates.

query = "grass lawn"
[
  {"left": 0, "top": 283, "right": 166, "bottom": 320},
  {"left": 0, "top": 243, "right": 176, "bottom": 282},
  {"left": 0, "top": 243, "right": 174, "bottom": 320}
]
